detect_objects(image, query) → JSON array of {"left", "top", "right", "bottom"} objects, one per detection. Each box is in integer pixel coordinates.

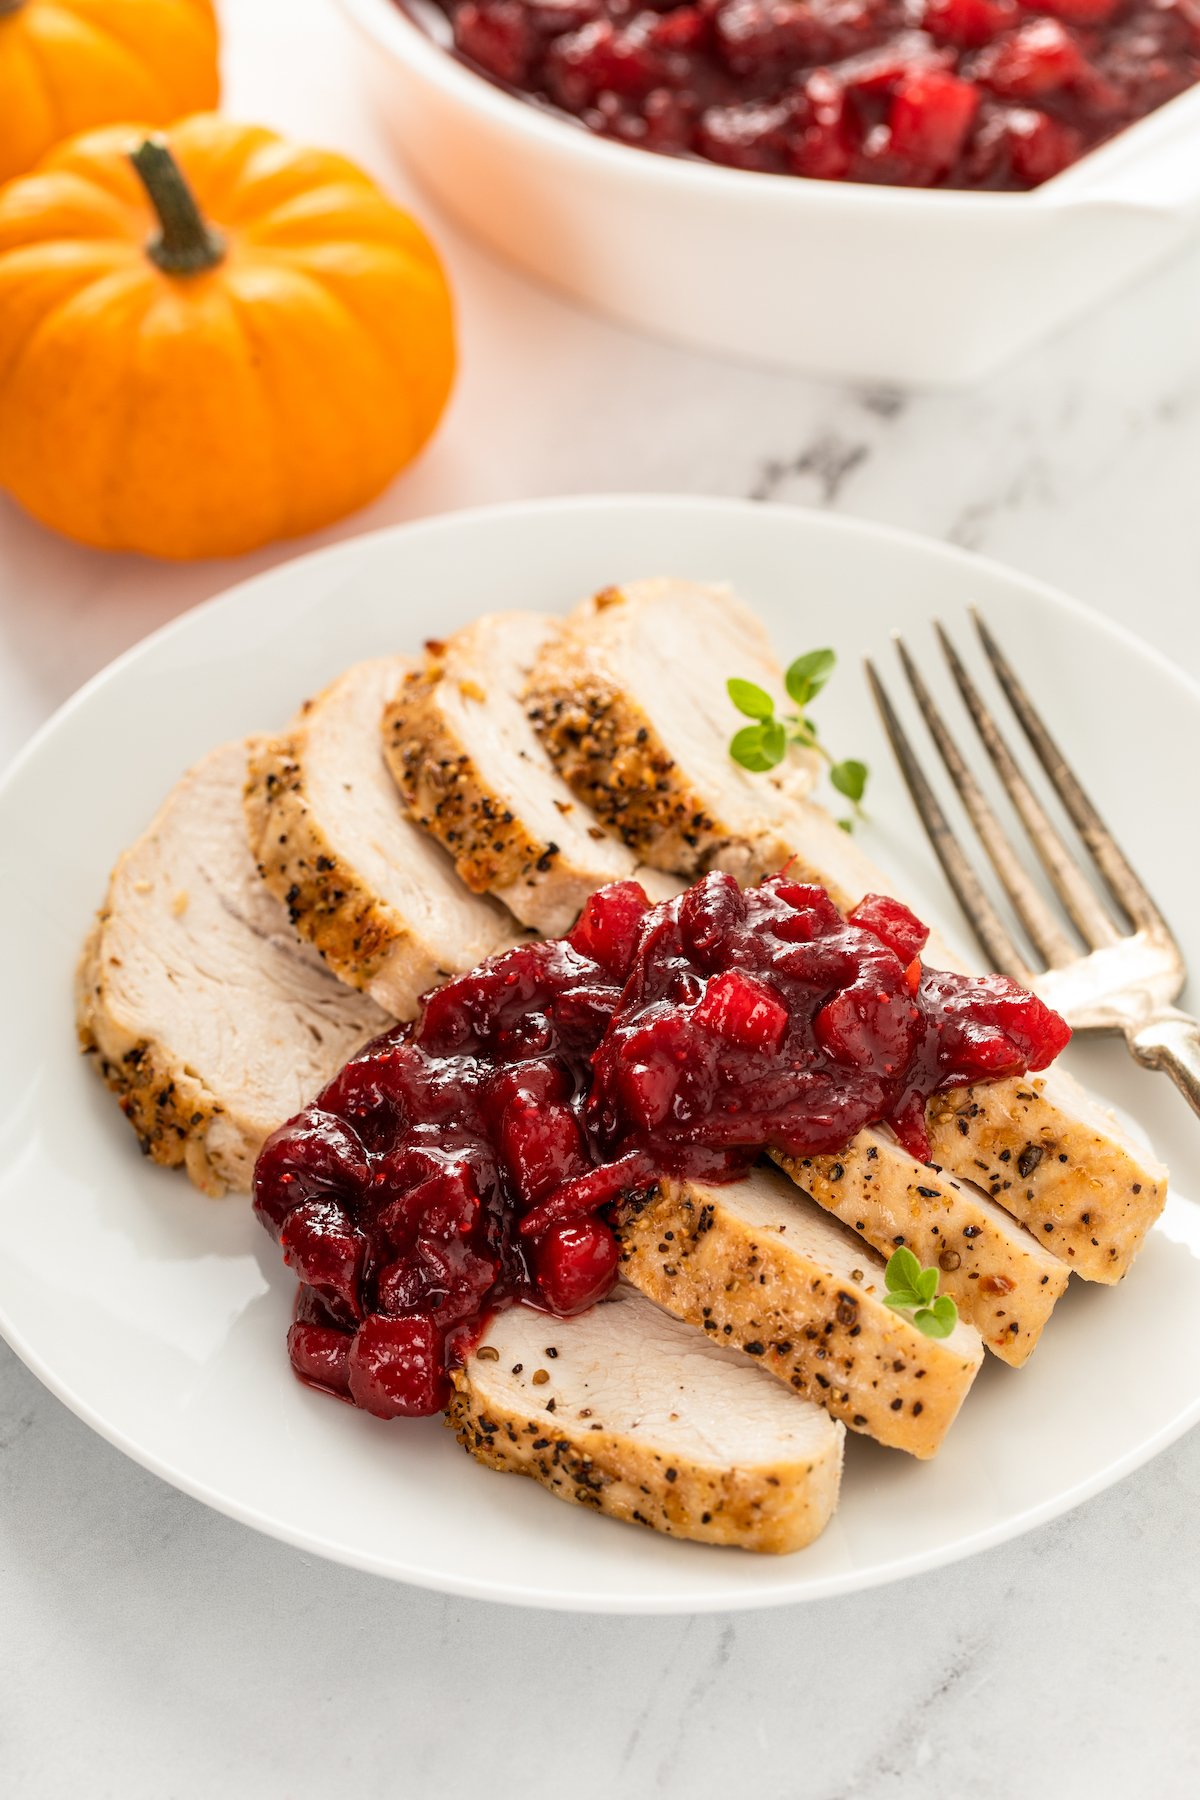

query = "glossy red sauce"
[
  {"left": 406, "top": 0, "right": 1200, "bottom": 189},
  {"left": 253, "top": 874, "right": 1069, "bottom": 1416}
]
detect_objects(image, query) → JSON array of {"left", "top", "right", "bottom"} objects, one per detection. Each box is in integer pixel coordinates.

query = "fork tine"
[
  {"left": 971, "top": 610, "right": 1167, "bottom": 937},
  {"left": 934, "top": 623, "right": 1120, "bottom": 950},
  {"left": 892, "top": 634, "right": 1078, "bottom": 970},
  {"left": 864, "top": 658, "right": 1034, "bottom": 985}
]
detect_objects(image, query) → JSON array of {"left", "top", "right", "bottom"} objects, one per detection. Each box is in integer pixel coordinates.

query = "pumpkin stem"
[{"left": 129, "top": 136, "right": 226, "bottom": 277}]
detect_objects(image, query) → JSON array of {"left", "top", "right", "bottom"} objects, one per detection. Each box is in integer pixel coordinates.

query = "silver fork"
[{"left": 865, "top": 611, "right": 1200, "bottom": 1120}]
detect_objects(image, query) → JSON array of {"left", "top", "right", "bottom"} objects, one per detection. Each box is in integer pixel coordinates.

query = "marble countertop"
[{"left": 2, "top": 2, "right": 1199, "bottom": 1794}]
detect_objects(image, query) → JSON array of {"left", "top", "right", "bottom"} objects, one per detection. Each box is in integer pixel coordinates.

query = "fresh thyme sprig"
[
  {"left": 727, "top": 649, "right": 869, "bottom": 831},
  {"left": 882, "top": 1247, "right": 958, "bottom": 1339}
]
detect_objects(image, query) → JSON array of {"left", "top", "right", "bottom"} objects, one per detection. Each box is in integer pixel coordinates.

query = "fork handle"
[{"left": 1128, "top": 1011, "right": 1200, "bottom": 1120}]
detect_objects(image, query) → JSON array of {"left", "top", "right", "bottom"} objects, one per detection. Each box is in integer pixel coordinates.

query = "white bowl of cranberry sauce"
[{"left": 339, "top": 0, "right": 1200, "bottom": 384}]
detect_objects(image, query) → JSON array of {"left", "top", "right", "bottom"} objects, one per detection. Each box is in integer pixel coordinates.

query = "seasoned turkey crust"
[
  {"left": 616, "top": 1166, "right": 983, "bottom": 1458},
  {"left": 449, "top": 1285, "right": 844, "bottom": 1553},
  {"left": 382, "top": 612, "right": 639, "bottom": 934},
  {"left": 77, "top": 739, "right": 388, "bottom": 1196},
  {"left": 525, "top": 578, "right": 820, "bottom": 879},
  {"left": 770, "top": 1133, "right": 1069, "bottom": 1366},
  {"left": 245, "top": 657, "right": 518, "bottom": 1016}
]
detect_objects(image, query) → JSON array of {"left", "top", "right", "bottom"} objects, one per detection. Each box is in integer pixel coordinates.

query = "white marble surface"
[{"left": 2, "top": 1, "right": 1200, "bottom": 1793}]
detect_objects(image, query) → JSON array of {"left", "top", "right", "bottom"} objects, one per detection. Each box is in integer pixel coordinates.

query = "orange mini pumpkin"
[
  {"left": 0, "top": 0, "right": 220, "bottom": 183},
  {"left": 0, "top": 114, "right": 457, "bottom": 558}
]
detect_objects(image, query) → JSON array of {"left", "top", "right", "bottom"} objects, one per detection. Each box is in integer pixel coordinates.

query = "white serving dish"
[{"left": 339, "top": 0, "right": 1200, "bottom": 387}]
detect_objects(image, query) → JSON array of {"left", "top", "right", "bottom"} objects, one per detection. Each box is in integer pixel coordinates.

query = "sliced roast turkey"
[
  {"left": 525, "top": 578, "right": 821, "bottom": 880},
  {"left": 768, "top": 1136, "right": 1068, "bottom": 1366},
  {"left": 450, "top": 1283, "right": 844, "bottom": 1553},
  {"left": 77, "top": 739, "right": 389, "bottom": 1197},
  {"left": 244, "top": 657, "right": 519, "bottom": 1017},
  {"left": 616, "top": 1165, "right": 983, "bottom": 1458},
  {"left": 382, "top": 611, "right": 678, "bottom": 935},
  {"left": 527, "top": 578, "right": 1166, "bottom": 1283}
]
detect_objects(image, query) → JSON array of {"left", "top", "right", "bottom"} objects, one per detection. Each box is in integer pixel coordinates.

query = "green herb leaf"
[
  {"left": 785, "top": 648, "right": 836, "bottom": 708},
  {"left": 837, "top": 818, "right": 853, "bottom": 834},
  {"left": 913, "top": 1295, "right": 959, "bottom": 1340},
  {"left": 885, "top": 1291, "right": 921, "bottom": 1314},
  {"left": 730, "top": 724, "right": 785, "bottom": 773},
  {"left": 883, "top": 1251, "right": 958, "bottom": 1337},
  {"left": 830, "top": 758, "right": 869, "bottom": 804},
  {"left": 762, "top": 718, "right": 787, "bottom": 764},
  {"left": 885, "top": 1246, "right": 922, "bottom": 1293},
  {"left": 727, "top": 647, "right": 867, "bottom": 822},
  {"left": 727, "top": 677, "right": 776, "bottom": 721},
  {"left": 916, "top": 1266, "right": 940, "bottom": 1305}
]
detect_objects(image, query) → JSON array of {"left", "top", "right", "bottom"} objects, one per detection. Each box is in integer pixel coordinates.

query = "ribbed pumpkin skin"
[
  {"left": 0, "top": 114, "right": 458, "bottom": 559},
  {"left": 0, "top": 0, "right": 220, "bottom": 183}
]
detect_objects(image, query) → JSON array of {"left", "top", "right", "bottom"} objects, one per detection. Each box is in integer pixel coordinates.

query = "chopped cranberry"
[
  {"left": 834, "top": 29, "right": 951, "bottom": 95},
  {"left": 695, "top": 968, "right": 790, "bottom": 1052},
  {"left": 280, "top": 1199, "right": 366, "bottom": 1316},
  {"left": 887, "top": 65, "right": 979, "bottom": 172},
  {"left": 919, "top": 965, "right": 1072, "bottom": 1078},
  {"left": 712, "top": 0, "right": 829, "bottom": 77},
  {"left": 920, "top": 0, "right": 1016, "bottom": 51},
  {"left": 415, "top": 1237, "right": 499, "bottom": 1322},
  {"left": 1038, "top": 0, "right": 1118, "bottom": 23},
  {"left": 287, "top": 1320, "right": 353, "bottom": 1397},
  {"left": 374, "top": 1258, "right": 430, "bottom": 1314},
  {"left": 519, "top": 1149, "right": 659, "bottom": 1236},
  {"left": 972, "top": 19, "right": 1088, "bottom": 100},
  {"left": 315, "top": 1050, "right": 411, "bottom": 1149},
  {"left": 483, "top": 1057, "right": 569, "bottom": 1122},
  {"left": 696, "top": 95, "right": 796, "bottom": 167},
  {"left": 533, "top": 1218, "right": 622, "bottom": 1312},
  {"left": 253, "top": 1109, "right": 371, "bottom": 1240},
  {"left": 569, "top": 879, "right": 651, "bottom": 977},
  {"left": 1004, "top": 105, "right": 1083, "bottom": 182},
  {"left": 609, "top": 1011, "right": 691, "bottom": 1130},
  {"left": 500, "top": 1096, "right": 589, "bottom": 1203},
  {"left": 813, "top": 961, "right": 919, "bottom": 1074},
  {"left": 528, "top": 0, "right": 602, "bottom": 32},
  {"left": 650, "top": 4, "right": 710, "bottom": 52},
  {"left": 773, "top": 878, "right": 844, "bottom": 933},
  {"left": 962, "top": 96, "right": 1083, "bottom": 182},
  {"left": 848, "top": 892, "right": 930, "bottom": 963},
  {"left": 886, "top": 1087, "right": 933, "bottom": 1161},
  {"left": 546, "top": 16, "right": 671, "bottom": 107},
  {"left": 347, "top": 1315, "right": 452, "bottom": 1418},
  {"left": 453, "top": 0, "right": 537, "bottom": 84},
  {"left": 788, "top": 70, "right": 857, "bottom": 177},
  {"left": 678, "top": 870, "right": 746, "bottom": 966},
  {"left": 640, "top": 84, "right": 700, "bottom": 148}
]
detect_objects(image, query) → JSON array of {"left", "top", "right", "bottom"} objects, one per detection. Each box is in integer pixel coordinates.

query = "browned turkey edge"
[
  {"left": 616, "top": 1166, "right": 984, "bottom": 1459},
  {"left": 449, "top": 1285, "right": 844, "bottom": 1553}
]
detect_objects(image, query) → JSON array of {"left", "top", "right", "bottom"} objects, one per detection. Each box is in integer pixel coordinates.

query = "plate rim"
[{"left": 2, "top": 492, "right": 1198, "bottom": 1613}]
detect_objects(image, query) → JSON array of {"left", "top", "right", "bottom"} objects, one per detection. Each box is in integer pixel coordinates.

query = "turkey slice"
[
  {"left": 77, "top": 738, "right": 388, "bottom": 1197},
  {"left": 451, "top": 1283, "right": 844, "bottom": 1554},
  {"left": 244, "top": 657, "right": 520, "bottom": 1017}
]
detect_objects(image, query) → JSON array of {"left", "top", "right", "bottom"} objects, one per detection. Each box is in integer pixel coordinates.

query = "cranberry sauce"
[
  {"left": 408, "top": 0, "right": 1200, "bottom": 190},
  {"left": 253, "top": 874, "right": 1069, "bottom": 1417}
]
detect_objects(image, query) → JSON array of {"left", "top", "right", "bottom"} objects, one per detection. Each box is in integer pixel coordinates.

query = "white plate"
[{"left": 2, "top": 496, "right": 1198, "bottom": 1613}]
